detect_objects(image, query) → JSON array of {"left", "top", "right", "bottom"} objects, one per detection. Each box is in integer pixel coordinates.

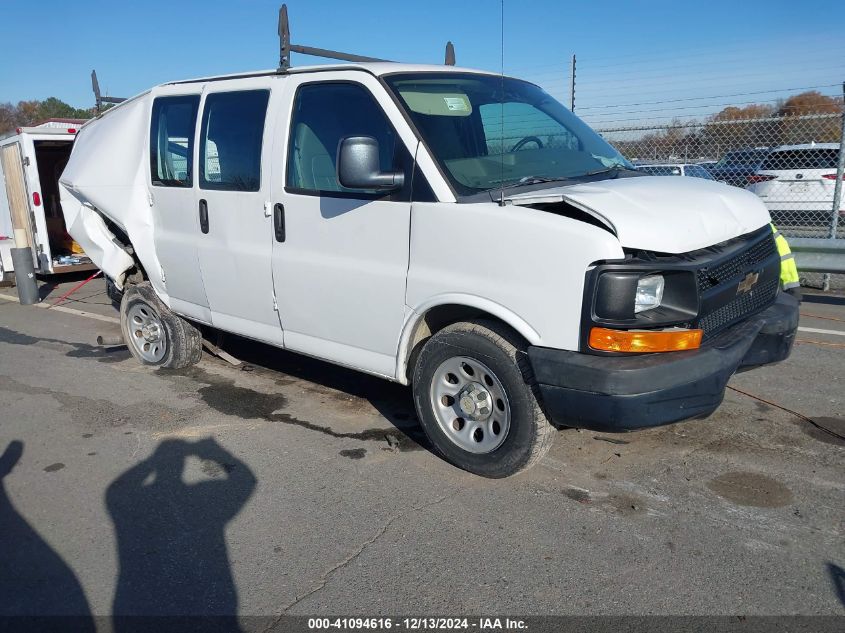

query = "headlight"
[{"left": 634, "top": 274, "right": 664, "bottom": 313}]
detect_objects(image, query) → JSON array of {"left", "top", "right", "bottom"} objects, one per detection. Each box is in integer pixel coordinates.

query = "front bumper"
[{"left": 528, "top": 292, "right": 799, "bottom": 432}]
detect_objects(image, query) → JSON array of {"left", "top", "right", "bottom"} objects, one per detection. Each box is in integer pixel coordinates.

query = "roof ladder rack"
[
  {"left": 91, "top": 70, "right": 127, "bottom": 112},
  {"left": 277, "top": 4, "right": 455, "bottom": 71}
]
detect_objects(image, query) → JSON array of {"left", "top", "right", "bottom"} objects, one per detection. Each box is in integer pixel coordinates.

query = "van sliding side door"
[{"left": 193, "top": 80, "right": 282, "bottom": 346}]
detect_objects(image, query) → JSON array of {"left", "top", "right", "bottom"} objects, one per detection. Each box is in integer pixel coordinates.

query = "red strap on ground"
[{"left": 48, "top": 270, "right": 103, "bottom": 308}]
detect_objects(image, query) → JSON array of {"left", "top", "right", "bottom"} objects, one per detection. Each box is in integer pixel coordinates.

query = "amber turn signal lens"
[{"left": 589, "top": 327, "right": 703, "bottom": 353}]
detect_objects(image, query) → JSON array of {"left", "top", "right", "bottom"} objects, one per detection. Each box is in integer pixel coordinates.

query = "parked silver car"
[{"left": 636, "top": 164, "right": 715, "bottom": 180}]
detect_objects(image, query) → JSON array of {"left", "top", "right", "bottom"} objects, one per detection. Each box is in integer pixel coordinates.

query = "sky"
[{"left": 1, "top": 0, "right": 843, "bottom": 128}]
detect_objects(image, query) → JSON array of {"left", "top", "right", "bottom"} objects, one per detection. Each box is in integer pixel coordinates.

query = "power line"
[
  {"left": 584, "top": 108, "right": 842, "bottom": 126},
  {"left": 581, "top": 93, "right": 842, "bottom": 120},
  {"left": 505, "top": 36, "right": 842, "bottom": 75},
  {"left": 580, "top": 48, "right": 843, "bottom": 72},
  {"left": 536, "top": 78, "right": 845, "bottom": 103},
  {"left": 575, "top": 84, "right": 841, "bottom": 111},
  {"left": 518, "top": 51, "right": 845, "bottom": 83},
  {"left": 574, "top": 36, "right": 839, "bottom": 69},
  {"left": 534, "top": 63, "right": 845, "bottom": 90},
  {"left": 477, "top": 101, "right": 842, "bottom": 136}
]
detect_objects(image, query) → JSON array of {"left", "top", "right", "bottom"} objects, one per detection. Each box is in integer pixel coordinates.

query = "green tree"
[
  {"left": 38, "top": 97, "right": 92, "bottom": 120},
  {"left": 0, "top": 98, "right": 92, "bottom": 136}
]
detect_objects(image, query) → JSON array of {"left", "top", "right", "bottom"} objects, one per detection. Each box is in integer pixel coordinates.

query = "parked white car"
[
  {"left": 59, "top": 62, "right": 798, "bottom": 477},
  {"left": 636, "top": 163, "right": 715, "bottom": 180},
  {"left": 745, "top": 143, "right": 843, "bottom": 230}
]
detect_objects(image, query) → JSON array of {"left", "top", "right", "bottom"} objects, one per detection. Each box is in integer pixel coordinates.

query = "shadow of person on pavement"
[
  {"left": 107, "top": 437, "right": 257, "bottom": 633},
  {"left": 0, "top": 440, "right": 95, "bottom": 632},
  {"left": 828, "top": 562, "right": 845, "bottom": 609}
]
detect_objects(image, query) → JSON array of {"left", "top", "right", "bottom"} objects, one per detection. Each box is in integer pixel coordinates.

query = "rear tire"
[
  {"left": 120, "top": 282, "right": 201, "bottom": 369},
  {"left": 412, "top": 319, "right": 555, "bottom": 478}
]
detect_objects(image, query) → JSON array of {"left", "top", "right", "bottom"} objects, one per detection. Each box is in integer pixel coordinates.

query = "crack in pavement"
[{"left": 262, "top": 490, "right": 460, "bottom": 631}]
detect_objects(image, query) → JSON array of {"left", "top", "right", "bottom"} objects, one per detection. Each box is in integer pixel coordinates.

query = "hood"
[{"left": 506, "top": 176, "right": 771, "bottom": 253}]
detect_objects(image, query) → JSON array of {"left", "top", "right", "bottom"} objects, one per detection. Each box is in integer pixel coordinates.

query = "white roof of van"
[
  {"left": 84, "top": 63, "right": 508, "bottom": 126},
  {"left": 165, "top": 62, "right": 500, "bottom": 86}
]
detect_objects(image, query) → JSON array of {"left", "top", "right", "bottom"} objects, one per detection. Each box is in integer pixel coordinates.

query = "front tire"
[
  {"left": 412, "top": 319, "right": 555, "bottom": 478},
  {"left": 120, "top": 282, "right": 202, "bottom": 369}
]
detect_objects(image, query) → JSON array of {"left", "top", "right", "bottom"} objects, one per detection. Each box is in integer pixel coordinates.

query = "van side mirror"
[{"left": 337, "top": 136, "right": 404, "bottom": 190}]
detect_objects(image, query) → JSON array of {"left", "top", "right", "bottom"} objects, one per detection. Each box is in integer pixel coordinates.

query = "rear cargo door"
[{"left": 0, "top": 142, "right": 38, "bottom": 268}]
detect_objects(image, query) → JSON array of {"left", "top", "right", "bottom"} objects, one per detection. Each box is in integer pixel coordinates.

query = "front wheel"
[
  {"left": 120, "top": 282, "right": 202, "bottom": 369},
  {"left": 412, "top": 320, "right": 555, "bottom": 478}
]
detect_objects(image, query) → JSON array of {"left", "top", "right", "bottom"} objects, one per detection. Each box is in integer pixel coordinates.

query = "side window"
[
  {"left": 199, "top": 90, "right": 269, "bottom": 192},
  {"left": 150, "top": 95, "right": 200, "bottom": 187},
  {"left": 287, "top": 83, "right": 397, "bottom": 194}
]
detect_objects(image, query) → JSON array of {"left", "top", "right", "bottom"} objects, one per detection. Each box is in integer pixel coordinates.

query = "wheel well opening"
[
  {"left": 100, "top": 214, "right": 146, "bottom": 284},
  {"left": 404, "top": 304, "right": 527, "bottom": 382}
]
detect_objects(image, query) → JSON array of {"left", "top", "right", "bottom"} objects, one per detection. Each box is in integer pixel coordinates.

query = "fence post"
[
  {"left": 829, "top": 81, "right": 845, "bottom": 241},
  {"left": 824, "top": 82, "right": 845, "bottom": 291}
]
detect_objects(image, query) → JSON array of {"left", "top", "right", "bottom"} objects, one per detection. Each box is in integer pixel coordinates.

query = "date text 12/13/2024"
[{"left": 308, "top": 618, "right": 528, "bottom": 630}]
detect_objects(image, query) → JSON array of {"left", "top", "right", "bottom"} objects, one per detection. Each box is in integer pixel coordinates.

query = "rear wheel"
[
  {"left": 412, "top": 319, "right": 555, "bottom": 478},
  {"left": 120, "top": 282, "right": 201, "bottom": 369}
]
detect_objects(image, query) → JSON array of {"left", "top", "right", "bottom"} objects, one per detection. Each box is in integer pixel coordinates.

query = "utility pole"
[{"left": 569, "top": 54, "right": 576, "bottom": 112}]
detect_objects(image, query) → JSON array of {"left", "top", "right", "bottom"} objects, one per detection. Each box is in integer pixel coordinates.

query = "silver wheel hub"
[
  {"left": 429, "top": 356, "right": 511, "bottom": 454},
  {"left": 458, "top": 383, "right": 492, "bottom": 420},
  {"left": 126, "top": 303, "right": 167, "bottom": 363},
  {"left": 141, "top": 323, "right": 161, "bottom": 342}
]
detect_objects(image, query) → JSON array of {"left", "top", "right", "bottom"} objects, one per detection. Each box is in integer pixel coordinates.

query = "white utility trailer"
[{"left": 0, "top": 119, "right": 96, "bottom": 281}]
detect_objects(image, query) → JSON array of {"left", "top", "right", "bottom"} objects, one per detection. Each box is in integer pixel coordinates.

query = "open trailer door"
[{"left": 0, "top": 141, "right": 39, "bottom": 270}]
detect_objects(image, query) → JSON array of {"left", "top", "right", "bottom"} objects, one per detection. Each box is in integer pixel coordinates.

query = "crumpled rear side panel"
[
  {"left": 59, "top": 196, "right": 135, "bottom": 285},
  {"left": 59, "top": 93, "right": 168, "bottom": 301}
]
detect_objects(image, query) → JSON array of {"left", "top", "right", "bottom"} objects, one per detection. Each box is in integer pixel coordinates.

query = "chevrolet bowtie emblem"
[{"left": 737, "top": 271, "right": 760, "bottom": 294}]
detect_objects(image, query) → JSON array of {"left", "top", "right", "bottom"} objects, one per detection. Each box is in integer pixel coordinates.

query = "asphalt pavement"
[{"left": 0, "top": 274, "right": 843, "bottom": 625}]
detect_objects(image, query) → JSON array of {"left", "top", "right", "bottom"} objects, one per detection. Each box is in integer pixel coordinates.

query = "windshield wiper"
[
  {"left": 580, "top": 164, "right": 635, "bottom": 178},
  {"left": 496, "top": 175, "right": 571, "bottom": 191}
]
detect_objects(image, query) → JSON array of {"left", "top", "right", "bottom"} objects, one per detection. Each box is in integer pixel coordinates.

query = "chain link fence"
[{"left": 595, "top": 108, "right": 845, "bottom": 290}]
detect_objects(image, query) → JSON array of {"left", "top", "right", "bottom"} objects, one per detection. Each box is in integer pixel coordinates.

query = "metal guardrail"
[{"left": 791, "top": 238, "right": 845, "bottom": 274}]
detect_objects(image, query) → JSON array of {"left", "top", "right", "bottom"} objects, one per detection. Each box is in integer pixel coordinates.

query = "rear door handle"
[
  {"left": 199, "top": 199, "right": 209, "bottom": 234},
  {"left": 273, "top": 203, "right": 285, "bottom": 242}
]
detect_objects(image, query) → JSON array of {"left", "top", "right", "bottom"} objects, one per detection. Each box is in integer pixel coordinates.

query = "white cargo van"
[
  {"left": 0, "top": 120, "right": 96, "bottom": 281},
  {"left": 59, "top": 62, "right": 798, "bottom": 477}
]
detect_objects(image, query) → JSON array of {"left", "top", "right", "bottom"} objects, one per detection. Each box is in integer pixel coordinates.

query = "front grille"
[
  {"left": 699, "top": 277, "right": 778, "bottom": 336},
  {"left": 696, "top": 234, "right": 777, "bottom": 291}
]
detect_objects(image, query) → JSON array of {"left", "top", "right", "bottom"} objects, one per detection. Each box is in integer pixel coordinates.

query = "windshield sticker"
[{"left": 443, "top": 96, "right": 470, "bottom": 112}]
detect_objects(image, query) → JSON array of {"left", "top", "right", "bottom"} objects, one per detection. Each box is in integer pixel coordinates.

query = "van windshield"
[{"left": 384, "top": 73, "right": 632, "bottom": 196}]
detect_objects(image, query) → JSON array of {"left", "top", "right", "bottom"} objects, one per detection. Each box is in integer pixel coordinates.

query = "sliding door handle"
[
  {"left": 199, "top": 199, "right": 209, "bottom": 234},
  {"left": 273, "top": 203, "right": 286, "bottom": 242}
]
